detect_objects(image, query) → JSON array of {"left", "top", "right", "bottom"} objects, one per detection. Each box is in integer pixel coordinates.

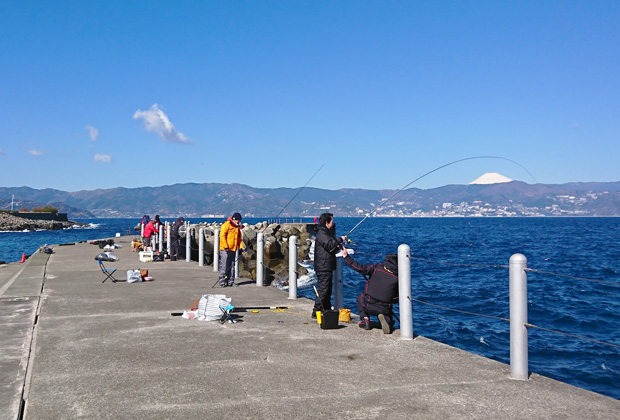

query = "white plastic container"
[{"left": 139, "top": 251, "right": 153, "bottom": 262}]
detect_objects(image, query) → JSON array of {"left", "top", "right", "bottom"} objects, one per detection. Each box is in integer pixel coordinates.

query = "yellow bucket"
[
  {"left": 339, "top": 308, "right": 351, "bottom": 322},
  {"left": 316, "top": 311, "right": 322, "bottom": 324}
]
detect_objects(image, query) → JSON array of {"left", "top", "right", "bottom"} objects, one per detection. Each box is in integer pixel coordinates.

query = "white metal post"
[
  {"left": 510, "top": 253, "right": 529, "bottom": 381},
  {"left": 333, "top": 255, "right": 343, "bottom": 310},
  {"left": 288, "top": 236, "right": 297, "bottom": 299},
  {"left": 185, "top": 222, "right": 191, "bottom": 262},
  {"left": 234, "top": 249, "right": 239, "bottom": 279},
  {"left": 158, "top": 225, "right": 163, "bottom": 253},
  {"left": 140, "top": 222, "right": 144, "bottom": 238},
  {"left": 198, "top": 227, "right": 204, "bottom": 266},
  {"left": 213, "top": 228, "right": 220, "bottom": 272},
  {"left": 166, "top": 221, "right": 171, "bottom": 254},
  {"left": 398, "top": 244, "right": 413, "bottom": 340},
  {"left": 257, "top": 232, "right": 264, "bottom": 286}
]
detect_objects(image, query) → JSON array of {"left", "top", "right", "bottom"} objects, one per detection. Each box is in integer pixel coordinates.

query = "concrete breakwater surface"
[
  {"left": 1, "top": 216, "right": 619, "bottom": 400},
  {"left": 5, "top": 238, "right": 619, "bottom": 419}
]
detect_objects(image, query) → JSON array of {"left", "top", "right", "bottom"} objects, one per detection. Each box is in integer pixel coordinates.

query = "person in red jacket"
[
  {"left": 342, "top": 247, "right": 399, "bottom": 334},
  {"left": 142, "top": 220, "right": 158, "bottom": 249}
]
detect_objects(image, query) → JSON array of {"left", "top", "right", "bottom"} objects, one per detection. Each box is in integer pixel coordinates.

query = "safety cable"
[
  {"left": 524, "top": 323, "right": 620, "bottom": 349},
  {"left": 353, "top": 251, "right": 620, "bottom": 286},
  {"left": 524, "top": 268, "right": 620, "bottom": 286},
  {"left": 410, "top": 297, "right": 509, "bottom": 322},
  {"left": 410, "top": 298, "right": 620, "bottom": 350}
]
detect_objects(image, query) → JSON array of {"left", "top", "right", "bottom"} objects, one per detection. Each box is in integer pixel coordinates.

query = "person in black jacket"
[
  {"left": 342, "top": 247, "right": 399, "bottom": 334},
  {"left": 312, "top": 213, "right": 346, "bottom": 317},
  {"left": 170, "top": 217, "right": 184, "bottom": 261}
]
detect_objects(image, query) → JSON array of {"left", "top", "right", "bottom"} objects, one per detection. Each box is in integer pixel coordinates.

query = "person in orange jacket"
[{"left": 219, "top": 212, "right": 245, "bottom": 287}]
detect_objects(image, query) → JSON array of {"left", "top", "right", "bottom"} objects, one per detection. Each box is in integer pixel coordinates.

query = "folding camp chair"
[
  {"left": 98, "top": 259, "right": 118, "bottom": 283},
  {"left": 219, "top": 304, "right": 236, "bottom": 324}
]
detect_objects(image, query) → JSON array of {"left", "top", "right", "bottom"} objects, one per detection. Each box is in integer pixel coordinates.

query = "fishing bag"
[
  {"left": 127, "top": 270, "right": 142, "bottom": 283},
  {"left": 196, "top": 294, "right": 231, "bottom": 321}
]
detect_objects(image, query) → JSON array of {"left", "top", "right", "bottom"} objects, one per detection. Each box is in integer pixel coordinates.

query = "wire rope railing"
[{"left": 350, "top": 250, "right": 620, "bottom": 352}]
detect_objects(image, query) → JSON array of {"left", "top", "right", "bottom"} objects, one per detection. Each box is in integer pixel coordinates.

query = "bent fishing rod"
[
  {"left": 344, "top": 155, "right": 536, "bottom": 239},
  {"left": 272, "top": 163, "right": 325, "bottom": 220}
]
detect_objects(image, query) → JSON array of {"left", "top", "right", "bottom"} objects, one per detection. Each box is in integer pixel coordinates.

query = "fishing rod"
[
  {"left": 170, "top": 305, "right": 290, "bottom": 316},
  {"left": 344, "top": 155, "right": 536, "bottom": 238},
  {"left": 272, "top": 164, "right": 325, "bottom": 220}
]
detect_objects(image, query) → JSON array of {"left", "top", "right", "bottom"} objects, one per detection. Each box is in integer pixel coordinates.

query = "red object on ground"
[{"left": 20, "top": 253, "right": 25, "bottom": 263}]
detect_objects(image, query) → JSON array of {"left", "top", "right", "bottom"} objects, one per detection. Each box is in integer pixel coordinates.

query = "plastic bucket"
[
  {"left": 320, "top": 310, "right": 339, "bottom": 330},
  {"left": 339, "top": 308, "right": 351, "bottom": 322}
]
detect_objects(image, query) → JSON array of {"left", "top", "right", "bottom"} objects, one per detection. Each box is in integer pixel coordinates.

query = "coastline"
[{"left": 0, "top": 212, "right": 86, "bottom": 232}]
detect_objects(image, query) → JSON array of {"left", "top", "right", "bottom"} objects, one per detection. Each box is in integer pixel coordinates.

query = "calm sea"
[{"left": 1, "top": 217, "right": 619, "bottom": 399}]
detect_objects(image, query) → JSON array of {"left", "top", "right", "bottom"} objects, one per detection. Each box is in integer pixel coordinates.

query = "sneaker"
[
  {"left": 311, "top": 311, "right": 317, "bottom": 319},
  {"left": 358, "top": 317, "right": 371, "bottom": 330},
  {"left": 219, "top": 283, "right": 228, "bottom": 288},
  {"left": 378, "top": 314, "right": 392, "bottom": 334},
  {"left": 228, "top": 283, "right": 238, "bottom": 287}
]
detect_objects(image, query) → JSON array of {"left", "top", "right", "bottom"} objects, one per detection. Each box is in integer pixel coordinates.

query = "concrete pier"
[{"left": 1, "top": 236, "right": 618, "bottom": 419}]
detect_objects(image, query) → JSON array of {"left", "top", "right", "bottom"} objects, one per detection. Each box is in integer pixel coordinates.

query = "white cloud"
[
  {"left": 133, "top": 103, "right": 192, "bottom": 144},
  {"left": 86, "top": 125, "right": 99, "bottom": 141},
  {"left": 28, "top": 149, "right": 43, "bottom": 156},
  {"left": 94, "top": 154, "right": 112, "bottom": 163}
]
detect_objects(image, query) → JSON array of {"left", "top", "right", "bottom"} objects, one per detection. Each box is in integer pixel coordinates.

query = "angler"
[{"left": 341, "top": 247, "right": 399, "bottom": 334}]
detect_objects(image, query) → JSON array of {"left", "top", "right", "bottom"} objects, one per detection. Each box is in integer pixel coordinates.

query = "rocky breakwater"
[
  {"left": 0, "top": 212, "right": 85, "bottom": 231},
  {"left": 185, "top": 221, "right": 316, "bottom": 285}
]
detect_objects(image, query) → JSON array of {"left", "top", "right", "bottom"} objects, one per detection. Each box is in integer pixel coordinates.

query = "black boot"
[{"left": 358, "top": 317, "right": 371, "bottom": 330}]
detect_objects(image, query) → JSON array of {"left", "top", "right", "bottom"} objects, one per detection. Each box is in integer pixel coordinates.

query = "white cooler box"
[{"left": 139, "top": 251, "right": 153, "bottom": 262}]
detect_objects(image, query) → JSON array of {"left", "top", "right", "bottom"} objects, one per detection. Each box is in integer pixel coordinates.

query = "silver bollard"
[
  {"left": 333, "top": 254, "right": 344, "bottom": 310},
  {"left": 257, "top": 232, "right": 264, "bottom": 286},
  {"left": 159, "top": 225, "right": 163, "bottom": 253},
  {"left": 140, "top": 222, "right": 144, "bottom": 238},
  {"left": 185, "top": 222, "right": 191, "bottom": 262},
  {"left": 510, "top": 253, "right": 528, "bottom": 381},
  {"left": 398, "top": 244, "right": 413, "bottom": 340},
  {"left": 288, "top": 236, "right": 298, "bottom": 299},
  {"left": 166, "top": 221, "right": 171, "bottom": 254},
  {"left": 234, "top": 249, "right": 239, "bottom": 279},
  {"left": 198, "top": 227, "right": 204, "bottom": 266},
  {"left": 213, "top": 228, "right": 220, "bottom": 272}
]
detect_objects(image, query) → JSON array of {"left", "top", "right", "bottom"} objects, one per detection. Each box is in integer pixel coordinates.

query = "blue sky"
[{"left": 1, "top": 1, "right": 619, "bottom": 192}]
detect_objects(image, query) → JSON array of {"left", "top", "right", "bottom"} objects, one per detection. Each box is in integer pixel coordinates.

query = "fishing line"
[
  {"left": 344, "top": 155, "right": 536, "bottom": 238},
  {"left": 273, "top": 164, "right": 325, "bottom": 219}
]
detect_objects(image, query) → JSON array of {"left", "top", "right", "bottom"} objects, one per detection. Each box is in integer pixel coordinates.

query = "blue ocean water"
[{"left": 1, "top": 217, "right": 618, "bottom": 399}]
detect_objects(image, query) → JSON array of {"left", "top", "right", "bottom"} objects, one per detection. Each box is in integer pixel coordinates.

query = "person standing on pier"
[
  {"left": 341, "top": 247, "right": 399, "bottom": 334},
  {"left": 219, "top": 212, "right": 245, "bottom": 287},
  {"left": 169, "top": 217, "right": 184, "bottom": 261},
  {"left": 312, "top": 213, "right": 346, "bottom": 317},
  {"left": 142, "top": 219, "right": 158, "bottom": 250}
]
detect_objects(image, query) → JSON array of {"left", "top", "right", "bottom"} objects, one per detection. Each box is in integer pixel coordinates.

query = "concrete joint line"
[{"left": 18, "top": 263, "right": 47, "bottom": 418}]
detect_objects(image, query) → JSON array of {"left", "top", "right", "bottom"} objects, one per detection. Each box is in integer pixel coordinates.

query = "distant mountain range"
[{"left": 2, "top": 179, "right": 620, "bottom": 218}]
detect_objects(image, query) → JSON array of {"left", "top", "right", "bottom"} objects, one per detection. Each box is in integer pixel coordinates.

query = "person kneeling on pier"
[{"left": 341, "top": 247, "right": 399, "bottom": 334}]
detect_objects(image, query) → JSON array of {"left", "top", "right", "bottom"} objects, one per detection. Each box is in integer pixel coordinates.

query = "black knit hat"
[{"left": 232, "top": 212, "right": 242, "bottom": 221}]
